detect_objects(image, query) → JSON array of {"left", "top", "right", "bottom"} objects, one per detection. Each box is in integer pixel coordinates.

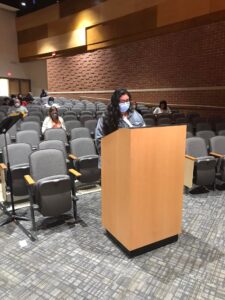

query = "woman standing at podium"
[{"left": 95, "top": 88, "right": 145, "bottom": 166}]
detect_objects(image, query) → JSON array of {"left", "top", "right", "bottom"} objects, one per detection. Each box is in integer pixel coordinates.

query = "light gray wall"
[
  {"left": 0, "top": 7, "right": 48, "bottom": 96},
  {"left": 22, "top": 60, "right": 48, "bottom": 96}
]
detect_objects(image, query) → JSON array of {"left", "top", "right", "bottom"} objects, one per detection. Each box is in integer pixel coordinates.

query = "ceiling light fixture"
[{"left": 21, "top": 2, "right": 26, "bottom": 6}]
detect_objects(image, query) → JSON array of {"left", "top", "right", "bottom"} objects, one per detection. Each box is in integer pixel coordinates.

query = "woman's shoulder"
[{"left": 132, "top": 110, "right": 143, "bottom": 119}]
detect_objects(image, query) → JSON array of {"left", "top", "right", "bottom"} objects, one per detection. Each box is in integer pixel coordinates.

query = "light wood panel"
[
  {"left": 157, "top": 0, "right": 210, "bottom": 27},
  {"left": 16, "top": 4, "right": 60, "bottom": 31},
  {"left": 87, "top": 7, "right": 156, "bottom": 45},
  {"left": 16, "top": 0, "right": 225, "bottom": 60},
  {"left": 59, "top": 0, "right": 107, "bottom": 18},
  {"left": 9, "top": 79, "right": 20, "bottom": 95},
  {"left": 18, "top": 28, "right": 86, "bottom": 58},
  {"left": 48, "top": 0, "right": 161, "bottom": 37},
  {"left": 20, "top": 79, "right": 31, "bottom": 95},
  {"left": 18, "top": 24, "right": 48, "bottom": 45},
  {"left": 102, "top": 126, "right": 186, "bottom": 251},
  {"left": 184, "top": 157, "right": 194, "bottom": 188}
]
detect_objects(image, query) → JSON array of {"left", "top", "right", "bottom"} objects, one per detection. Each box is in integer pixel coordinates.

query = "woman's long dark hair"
[
  {"left": 103, "top": 88, "right": 132, "bottom": 135},
  {"left": 159, "top": 100, "right": 167, "bottom": 109}
]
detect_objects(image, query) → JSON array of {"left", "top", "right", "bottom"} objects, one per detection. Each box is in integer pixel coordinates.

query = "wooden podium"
[{"left": 101, "top": 125, "right": 186, "bottom": 256}]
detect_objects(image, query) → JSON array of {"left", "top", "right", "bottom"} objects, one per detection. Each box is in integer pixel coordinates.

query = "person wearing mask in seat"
[
  {"left": 8, "top": 98, "right": 28, "bottom": 116},
  {"left": 44, "top": 96, "right": 60, "bottom": 108},
  {"left": 42, "top": 106, "right": 66, "bottom": 134},
  {"left": 95, "top": 88, "right": 145, "bottom": 167}
]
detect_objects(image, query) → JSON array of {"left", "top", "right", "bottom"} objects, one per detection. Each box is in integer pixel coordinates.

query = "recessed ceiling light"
[{"left": 21, "top": 2, "right": 26, "bottom": 6}]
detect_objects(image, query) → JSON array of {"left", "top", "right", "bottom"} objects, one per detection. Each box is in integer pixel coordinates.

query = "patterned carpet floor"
[{"left": 0, "top": 190, "right": 224, "bottom": 299}]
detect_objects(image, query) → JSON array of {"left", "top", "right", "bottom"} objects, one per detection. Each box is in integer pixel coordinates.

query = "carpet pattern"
[{"left": 0, "top": 190, "right": 224, "bottom": 299}]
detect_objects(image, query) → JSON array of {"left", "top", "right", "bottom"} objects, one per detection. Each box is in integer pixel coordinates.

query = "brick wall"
[{"left": 47, "top": 20, "right": 225, "bottom": 115}]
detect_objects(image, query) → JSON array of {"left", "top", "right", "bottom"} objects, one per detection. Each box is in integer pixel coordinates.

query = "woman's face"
[
  {"left": 119, "top": 94, "right": 130, "bottom": 113},
  {"left": 50, "top": 109, "right": 58, "bottom": 119},
  {"left": 160, "top": 103, "right": 166, "bottom": 109},
  {"left": 14, "top": 99, "right": 21, "bottom": 108}
]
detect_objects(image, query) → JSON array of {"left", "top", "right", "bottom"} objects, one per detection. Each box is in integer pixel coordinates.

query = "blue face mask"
[{"left": 119, "top": 101, "right": 130, "bottom": 113}]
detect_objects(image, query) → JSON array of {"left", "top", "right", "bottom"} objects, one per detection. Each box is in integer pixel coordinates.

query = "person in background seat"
[
  {"left": 40, "top": 89, "right": 48, "bottom": 98},
  {"left": 42, "top": 106, "right": 66, "bottom": 134},
  {"left": 44, "top": 96, "right": 60, "bottom": 108},
  {"left": 153, "top": 100, "right": 171, "bottom": 114},
  {"left": 8, "top": 98, "right": 28, "bottom": 116}
]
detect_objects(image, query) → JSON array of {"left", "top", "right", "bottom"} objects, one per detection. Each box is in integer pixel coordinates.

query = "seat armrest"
[
  {"left": 185, "top": 154, "right": 197, "bottom": 161},
  {"left": 69, "top": 168, "right": 81, "bottom": 177},
  {"left": 0, "top": 163, "right": 7, "bottom": 170},
  {"left": 68, "top": 154, "right": 78, "bottom": 160},
  {"left": 209, "top": 151, "right": 224, "bottom": 158},
  {"left": 24, "top": 175, "right": 36, "bottom": 185}
]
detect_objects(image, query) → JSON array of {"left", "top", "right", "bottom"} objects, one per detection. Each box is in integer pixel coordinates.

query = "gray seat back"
[
  {"left": 38, "top": 140, "right": 67, "bottom": 160},
  {"left": 210, "top": 136, "right": 225, "bottom": 155},
  {"left": 16, "top": 130, "right": 40, "bottom": 149},
  {"left": 196, "top": 130, "right": 215, "bottom": 148},
  {"left": 70, "top": 128, "right": 91, "bottom": 140},
  {"left": 186, "top": 137, "right": 208, "bottom": 157},
  {"left": 3, "top": 143, "right": 32, "bottom": 166},
  {"left": 20, "top": 121, "right": 41, "bottom": 134},
  {"left": 30, "top": 149, "right": 67, "bottom": 181},
  {"left": 84, "top": 119, "right": 97, "bottom": 135},
  {"left": 70, "top": 137, "right": 97, "bottom": 157},
  {"left": 29, "top": 149, "right": 71, "bottom": 217},
  {"left": 65, "top": 120, "right": 82, "bottom": 135},
  {"left": 44, "top": 128, "right": 68, "bottom": 144},
  {"left": 0, "top": 133, "right": 11, "bottom": 151},
  {"left": 3, "top": 143, "right": 32, "bottom": 196}
]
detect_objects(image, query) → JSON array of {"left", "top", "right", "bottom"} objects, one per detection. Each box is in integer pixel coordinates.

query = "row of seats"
[
  {"left": 2, "top": 119, "right": 98, "bottom": 142},
  {"left": 0, "top": 134, "right": 101, "bottom": 229}
]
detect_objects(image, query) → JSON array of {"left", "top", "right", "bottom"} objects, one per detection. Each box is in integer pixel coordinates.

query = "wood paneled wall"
[{"left": 16, "top": 0, "right": 225, "bottom": 61}]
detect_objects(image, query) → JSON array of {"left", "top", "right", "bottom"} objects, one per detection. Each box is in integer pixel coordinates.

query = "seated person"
[
  {"left": 40, "top": 89, "right": 48, "bottom": 98},
  {"left": 44, "top": 96, "right": 60, "bottom": 108},
  {"left": 42, "top": 107, "right": 66, "bottom": 134},
  {"left": 25, "top": 92, "right": 34, "bottom": 103},
  {"left": 153, "top": 100, "right": 171, "bottom": 114},
  {"left": 7, "top": 98, "right": 28, "bottom": 116}
]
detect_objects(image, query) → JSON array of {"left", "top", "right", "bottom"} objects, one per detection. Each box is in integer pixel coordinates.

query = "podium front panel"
[{"left": 102, "top": 125, "right": 186, "bottom": 251}]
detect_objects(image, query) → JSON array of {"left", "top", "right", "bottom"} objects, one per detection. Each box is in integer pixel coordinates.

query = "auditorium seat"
[
  {"left": 186, "top": 137, "right": 216, "bottom": 188},
  {"left": 157, "top": 117, "right": 172, "bottom": 126},
  {"left": 23, "top": 115, "right": 41, "bottom": 124},
  {"left": 0, "top": 133, "right": 11, "bottom": 163},
  {"left": 16, "top": 130, "right": 40, "bottom": 150},
  {"left": 70, "top": 128, "right": 91, "bottom": 140},
  {"left": 38, "top": 140, "right": 68, "bottom": 163},
  {"left": 84, "top": 119, "right": 97, "bottom": 138},
  {"left": 2, "top": 143, "right": 32, "bottom": 198},
  {"left": 65, "top": 120, "right": 82, "bottom": 136},
  {"left": 25, "top": 149, "right": 80, "bottom": 231},
  {"left": 209, "top": 136, "right": 225, "bottom": 182},
  {"left": 44, "top": 128, "right": 68, "bottom": 147},
  {"left": 144, "top": 118, "right": 155, "bottom": 127},
  {"left": 63, "top": 115, "right": 78, "bottom": 122},
  {"left": 196, "top": 130, "right": 215, "bottom": 149},
  {"left": 69, "top": 137, "right": 100, "bottom": 186},
  {"left": 20, "top": 121, "right": 41, "bottom": 136}
]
